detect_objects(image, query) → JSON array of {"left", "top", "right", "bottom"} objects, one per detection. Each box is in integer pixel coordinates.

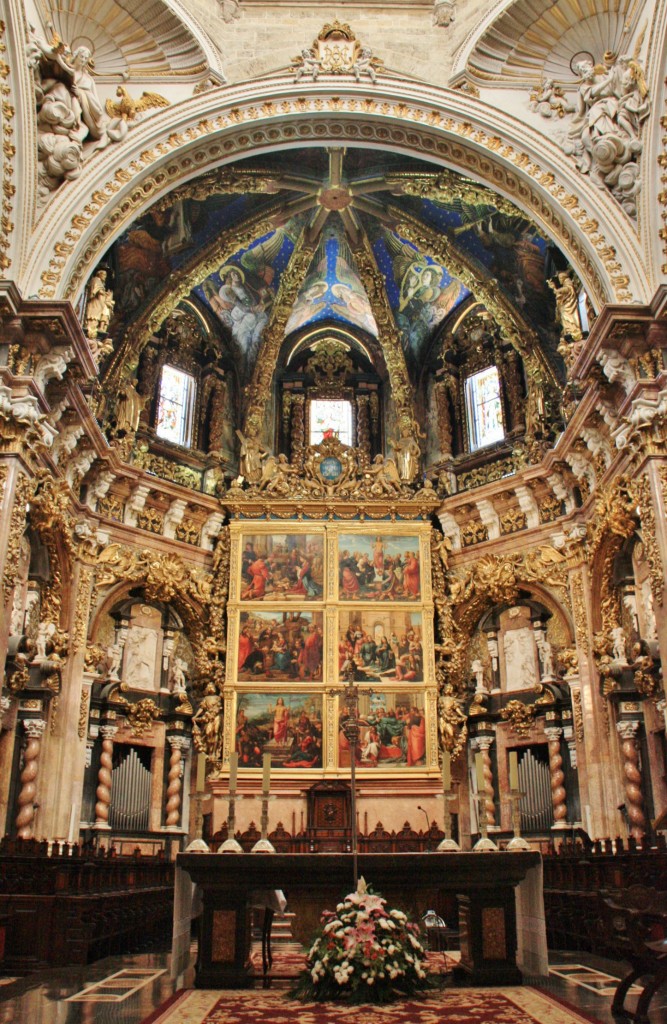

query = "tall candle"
[
  {"left": 196, "top": 752, "right": 206, "bottom": 793},
  {"left": 442, "top": 749, "right": 451, "bottom": 791},
  {"left": 509, "top": 751, "right": 519, "bottom": 792},
  {"left": 262, "top": 752, "right": 271, "bottom": 794},
  {"left": 229, "top": 752, "right": 238, "bottom": 792},
  {"left": 475, "top": 751, "right": 485, "bottom": 792}
]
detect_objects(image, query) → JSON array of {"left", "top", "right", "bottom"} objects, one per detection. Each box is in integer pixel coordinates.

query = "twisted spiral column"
[
  {"left": 544, "top": 726, "right": 568, "bottom": 828},
  {"left": 165, "top": 736, "right": 190, "bottom": 829},
  {"left": 616, "top": 720, "right": 646, "bottom": 839},
  {"left": 15, "top": 719, "right": 46, "bottom": 839},
  {"left": 472, "top": 736, "right": 496, "bottom": 827},
  {"left": 94, "top": 725, "right": 117, "bottom": 829}
]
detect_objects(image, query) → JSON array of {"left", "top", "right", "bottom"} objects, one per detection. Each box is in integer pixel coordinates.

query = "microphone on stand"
[{"left": 417, "top": 806, "right": 431, "bottom": 851}]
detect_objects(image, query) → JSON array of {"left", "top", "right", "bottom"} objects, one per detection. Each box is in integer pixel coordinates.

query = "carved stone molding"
[{"left": 31, "top": 86, "right": 640, "bottom": 309}]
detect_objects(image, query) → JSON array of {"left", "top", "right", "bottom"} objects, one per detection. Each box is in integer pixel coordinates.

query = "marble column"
[
  {"left": 616, "top": 720, "right": 646, "bottom": 839},
  {"left": 15, "top": 719, "right": 47, "bottom": 839},
  {"left": 94, "top": 725, "right": 117, "bottom": 829},
  {"left": 471, "top": 736, "right": 496, "bottom": 828},
  {"left": 165, "top": 736, "right": 190, "bottom": 830},
  {"left": 544, "top": 726, "right": 569, "bottom": 828}
]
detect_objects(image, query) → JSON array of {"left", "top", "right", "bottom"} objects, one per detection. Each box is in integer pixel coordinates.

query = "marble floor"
[{"left": 0, "top": 947, "right": 665, "bottom": 1024}]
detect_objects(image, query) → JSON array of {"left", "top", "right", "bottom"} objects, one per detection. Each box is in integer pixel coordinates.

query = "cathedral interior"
[{"left": 1, "top": 0, "right": 667, "bottom": 1015}]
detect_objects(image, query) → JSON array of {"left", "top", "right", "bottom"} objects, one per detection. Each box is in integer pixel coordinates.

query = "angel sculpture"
[{"left": 105, "top": 86, "right": 169, "bottom": 121}]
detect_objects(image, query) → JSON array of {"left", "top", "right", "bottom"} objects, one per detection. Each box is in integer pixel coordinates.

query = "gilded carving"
[
  {"left": 571, "top": 688, "right": 584, "bottom": 743},
  {"left": 500, "top": 700, "right": 536, "bottom": 738},
  {"left": 461, "top": 521, "right": 488, "bottom": 546},
  {"left": 175, "top": 518, "right": 202, "bottom": 546},
  {"left": 116, "top": 696, "right": 161, "bottom": 737},
  {"left": 136, "top": 506, "right": 165, "bottom": 534},
  {"left": 499, "top": 508, "right": 527, "bottom": 535},
  {"left": 73, "top": 567, "right": 94, "bottom": 654},
  {"left": 0, "top": 19, "right": 15, "bottom": 273},
  {"left": 2, "top": 474, "right": 30, "bottom": 603},
  {"left": 633, "top": 475, "right": 663, "bottom": 605},
  {"left": 78, "top": 686, "right": 89, "bottom": 739},
  {"left": 131, "top": 447, "right": 203, "bottom": 490}
]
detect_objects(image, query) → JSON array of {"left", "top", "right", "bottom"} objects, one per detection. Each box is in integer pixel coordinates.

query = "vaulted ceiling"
[{"left": 104, "top": 147, "right": 578, "bottom": 389}]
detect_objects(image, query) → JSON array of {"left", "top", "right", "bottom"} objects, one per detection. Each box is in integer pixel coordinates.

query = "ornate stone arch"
[{"left": 18, "top": 78, "right": 649, "bottom": 309}]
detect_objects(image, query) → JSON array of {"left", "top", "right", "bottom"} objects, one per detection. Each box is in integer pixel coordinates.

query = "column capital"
[
  {"left": 100, "top": 725, "right": 117, "bottom": 740},
  {"left": 471, "top": 734, "right": 495, "bottom": 752},
  {"left": 168, "top": 735, "right": 191, "bottom": 753},
  {"left": 616, "top": 720, "right": 640, "bottom": 740},
  {"left": 544, "top": 726, "right": 563, "bottom": 742},
  {"left": 23, "top": 718, "right": 46, "bottom": 739}
]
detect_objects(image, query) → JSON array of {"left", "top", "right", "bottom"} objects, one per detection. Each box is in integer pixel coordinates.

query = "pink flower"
[{"left": 343, "top": 921, "right": 376, "bottom": 950}]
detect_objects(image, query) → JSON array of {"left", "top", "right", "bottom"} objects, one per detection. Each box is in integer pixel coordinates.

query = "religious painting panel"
[
  {"left": 338, "top": 609, "right": 424, "bottom": 683},
  {"left": 236, "top": 533, "right": 324, "bottom": 602},
  {"left": 337, "top": 533, "right": 422, "bottom": 601},
  {"left": 234, "top": 692, "right": 323, "bottom": 770},
  {"left": 236, "top": 610, "right": 324, "bottom": 682},
  {"left": 338, "top": 691, "right": 426, "bottom": 769}
]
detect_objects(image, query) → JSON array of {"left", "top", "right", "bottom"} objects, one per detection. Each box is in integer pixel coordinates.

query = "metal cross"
[{"left": 328, "top": 661, "right": 373, "bottom": 889}]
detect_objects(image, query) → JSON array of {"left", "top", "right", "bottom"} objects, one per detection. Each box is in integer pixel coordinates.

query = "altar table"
[{"left": 177, "top": 851, "right": 544, "bottom": 988}]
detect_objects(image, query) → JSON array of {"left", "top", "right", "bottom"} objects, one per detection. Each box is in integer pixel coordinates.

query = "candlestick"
[
  {"left": 196, "top": 752, "right": 206, "bottom": 793},
  {"left": 262, "top": 752, "right": 271, "bottom": 795},
  {"left": 507, "top": 788, "right": 530, "bottom": 850},
  {"left": 509, "top": 751, "right": 519, "bottom": 792},
  {"left": 475, "top": 750, "right": 485, "bottom": 792},
  {"left": 442, "top": 750, "right": 451, "bottom": 791},
  {"left": 218, "top": 752, "right": 244, "bottom": 852}
]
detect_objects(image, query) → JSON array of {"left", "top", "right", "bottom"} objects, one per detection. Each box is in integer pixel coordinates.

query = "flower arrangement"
[{"left": 292, "top": 877, "right": 433, "bottom": 1004}]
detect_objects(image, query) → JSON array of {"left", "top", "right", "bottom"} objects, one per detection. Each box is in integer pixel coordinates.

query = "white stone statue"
[
  {"left": 560, "top": 55, "right": 650, "bottom": 218},
  {"left": 537, "top": 636, "right": 555, "bottom": 678},
  {"left": 169, "top": 656, "right": 189, "bottom": 693},
  {"left": 294, "top": 48, "right": 321, "bottom": 82},
  {"left": 471, "top": 658, "right": 486, "bottom": 692},
  {"left": 529, "top": 78, "right": 574, "bottom": 119},
  {"left": 611, "top": 625, "right": 628, "bottom": 663},
  {"left": 352, "top": 46, "right": 377, "bottom": 83},
  {"left": 27, "top": 28, "right": 128, "bottom": 198},
  {"left": 106, "top": 643, "right": 123, "bottom": 680}
]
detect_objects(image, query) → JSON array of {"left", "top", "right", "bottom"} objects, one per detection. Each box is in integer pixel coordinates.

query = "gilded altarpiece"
[{"left": 223, "top": 522, "right": 437, "bottom": 777}]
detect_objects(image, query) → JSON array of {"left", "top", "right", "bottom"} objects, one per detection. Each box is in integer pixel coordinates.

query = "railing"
[
  {"left": 0, "top": 838, "right": 174, "bottom": 970},
  {"left": 543, "top": 836, "right": 667, "bottom": 952}
]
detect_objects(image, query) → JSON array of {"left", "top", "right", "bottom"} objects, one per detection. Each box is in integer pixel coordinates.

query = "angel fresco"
[
  {"left": 200, "top": 230, "right": 290, "bottom": 371},
  {"left": 384, "top": 234, "right": 463, "bottom": 358}
]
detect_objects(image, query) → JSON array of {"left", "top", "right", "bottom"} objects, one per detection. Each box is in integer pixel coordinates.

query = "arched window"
[
  {"left": 309, "top": 398, "right": 353, "bottom": 446},
  {"left": 156, "top": 364, "right": 196, "bottom": 447},
  {"left": 464, "top": 365, "right": 504, "bottom": 451}
]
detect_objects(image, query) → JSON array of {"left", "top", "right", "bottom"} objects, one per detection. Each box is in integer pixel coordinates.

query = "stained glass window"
[
  {"left": 156, "top": 364, "right": 196, "bottom": 447},
  {"left": 464, "top": 366, "right": 504, "bottom": 451},
  {"left": 309, "top": 399, "right": 353, "bottom": 446}
]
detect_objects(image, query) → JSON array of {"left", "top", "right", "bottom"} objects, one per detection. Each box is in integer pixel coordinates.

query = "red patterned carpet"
[{"left": 143, "top": 987, "right": 601, "bottom": 1024}]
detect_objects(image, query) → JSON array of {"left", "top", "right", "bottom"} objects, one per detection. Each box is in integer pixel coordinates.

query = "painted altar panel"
[
  {"left": 234, "top": 532, "right": 325, "bottom": 602},
  {"left": 338, "top": 609, "right": 425, "bottom": 683},
  {"left": 225, "top": 521, "right": 436, "bottom": 777},
  {"left": 235, "top": 609, "right": 324, "bottom": 682},
  {"left": 337, "top": 533, "right": 422, "bottom": 601},
  {"left": 338, "top": 690, "right": 427, "bottom": 769},
  {"left": 234, "top": 691, "right": 323, "bottom": 770}
]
